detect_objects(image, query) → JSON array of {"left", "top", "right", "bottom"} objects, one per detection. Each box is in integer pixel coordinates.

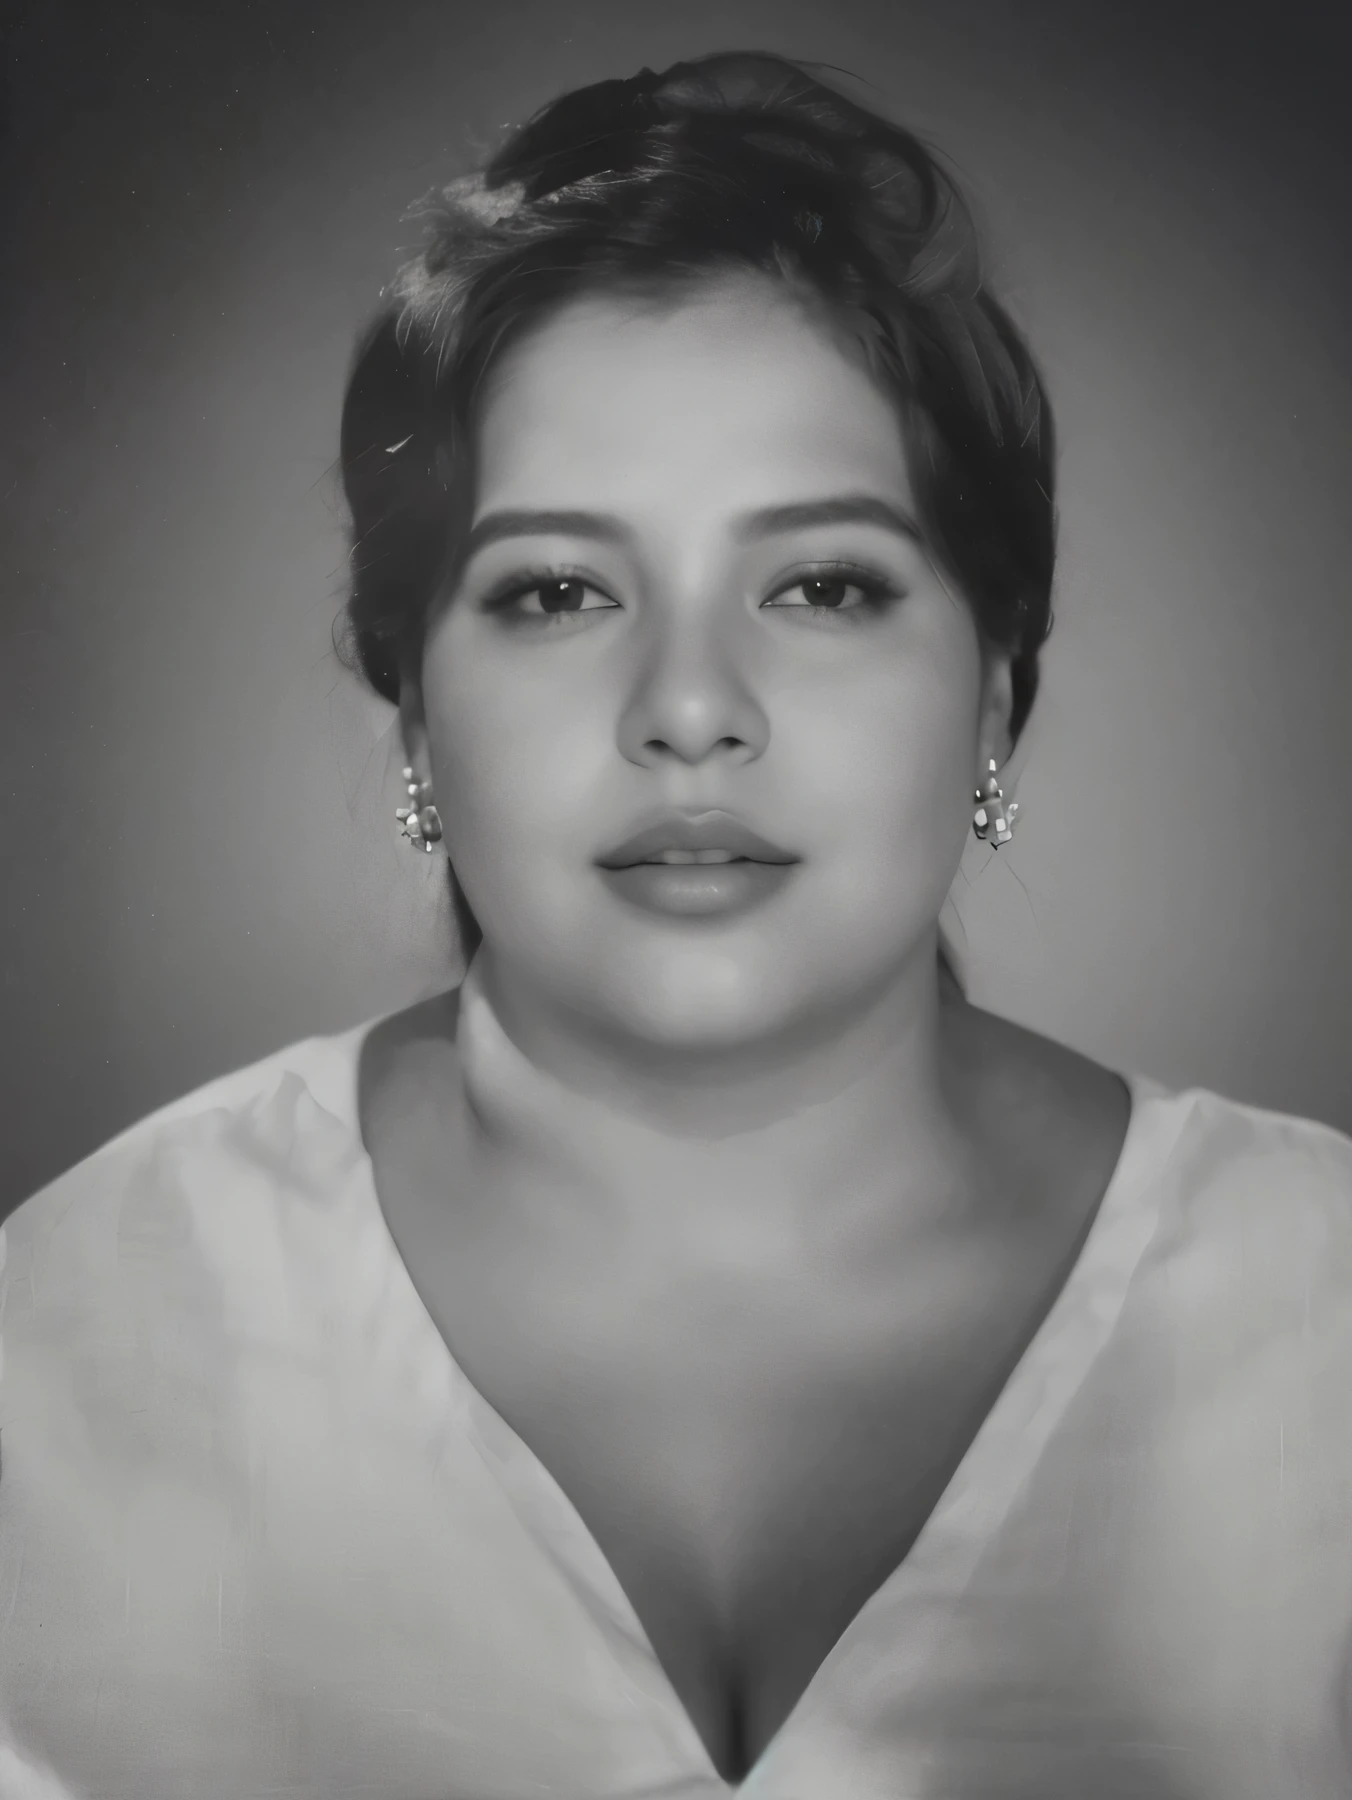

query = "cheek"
[
  {"left": 422, "top": 640, "right": 606, "bottom": 860},
  {"left": 786, "top": 655, "right": 981, "bottom": 870}
]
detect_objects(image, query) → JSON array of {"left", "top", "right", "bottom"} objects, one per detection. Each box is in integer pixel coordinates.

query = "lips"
[{"left": 596, "top": 809, "right": 800, "bottom": 870}]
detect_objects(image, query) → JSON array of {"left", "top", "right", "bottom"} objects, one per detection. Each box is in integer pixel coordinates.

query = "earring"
[
  {"left": 397, "top": 766, "right": 443, "bottom": 853},
  {"left": 972, "top": 758, "right": 1019, "bottom": 848}
]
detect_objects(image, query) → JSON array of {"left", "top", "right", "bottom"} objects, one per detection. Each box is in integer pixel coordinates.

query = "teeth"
[{"left": 650, "top": 849, "right": 741, "bottom": 865}]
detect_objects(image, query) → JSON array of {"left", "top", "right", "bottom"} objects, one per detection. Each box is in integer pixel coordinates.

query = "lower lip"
[{"left": 597, "top": 860, "right": 799, "bottom": 918}]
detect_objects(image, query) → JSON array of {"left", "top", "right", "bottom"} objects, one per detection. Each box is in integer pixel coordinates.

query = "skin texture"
[{"left": 371, "top": 269, "right": 1132, "bottom": 1780}]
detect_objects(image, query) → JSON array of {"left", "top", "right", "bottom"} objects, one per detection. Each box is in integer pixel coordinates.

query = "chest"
[
  {"left": 355, "top": 1005, "right": 1132, "bottom": 1781},
  {"left": 388, "top": 1216, "right": 1064, "bottom": 1782}
]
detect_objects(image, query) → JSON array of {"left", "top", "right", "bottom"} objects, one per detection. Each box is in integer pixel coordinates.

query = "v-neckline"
[{"left": 325, "top": 1012, "right": 1189, "bottom": 1794}]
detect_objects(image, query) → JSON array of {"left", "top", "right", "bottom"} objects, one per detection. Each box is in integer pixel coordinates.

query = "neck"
[{"left": 456, "top": 946, "right": 983, "bottom": 1246}]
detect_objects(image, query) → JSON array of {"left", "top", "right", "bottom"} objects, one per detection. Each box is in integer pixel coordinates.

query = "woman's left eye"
[{"left": 762, "top": 572, "right": 894, "bottom": 615}]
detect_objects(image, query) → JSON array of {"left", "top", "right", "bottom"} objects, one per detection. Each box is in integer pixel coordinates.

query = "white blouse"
[{"left": 3, "top": 986, "right": 1352, "bottom": 1799}]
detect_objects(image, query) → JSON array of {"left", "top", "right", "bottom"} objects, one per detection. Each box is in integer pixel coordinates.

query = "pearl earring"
[
  {"left": 972, "top": 758, "right": 1019, "bottom": 848},
  {"left": 396, "top": 766, "right": 443, "bottom": 853}
]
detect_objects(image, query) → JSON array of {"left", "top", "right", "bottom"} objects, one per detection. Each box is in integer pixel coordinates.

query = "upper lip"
[{"left": 596, "top": 809, "right": 801, "bottom": 869}]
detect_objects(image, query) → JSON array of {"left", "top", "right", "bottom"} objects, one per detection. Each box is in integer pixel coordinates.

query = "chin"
[
  {"left": 593, "top": 933, "right": 895, "bottom": 1059},
  {"left": 581, "top": 937, "right": 801, "bottom": 1050}
]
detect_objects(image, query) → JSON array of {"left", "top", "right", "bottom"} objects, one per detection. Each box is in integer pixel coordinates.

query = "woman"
[{"left": 2, "top": 49, "right": 1350, "bottom": 1800}]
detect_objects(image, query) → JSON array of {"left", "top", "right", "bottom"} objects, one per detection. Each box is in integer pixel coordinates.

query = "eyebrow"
[
  {"left": 462, "top": 494, "right": 924, "bottom": 559},
  {"left": 464, "top": 509, "right": 629, "bottom": 558},
  {"left": 741, "top": 495, "right": 924, "bottom": 544}
]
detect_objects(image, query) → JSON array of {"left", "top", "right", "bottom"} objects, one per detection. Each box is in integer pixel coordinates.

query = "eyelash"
[
  {"left": 767, "top": 563, "right": 903, "bottom": 621},
  {"left": 477, "top": 561, "right": 905, "bottom": 627},
  {"left": 477, "top": 566, "right": 605, "bottom": 626}
]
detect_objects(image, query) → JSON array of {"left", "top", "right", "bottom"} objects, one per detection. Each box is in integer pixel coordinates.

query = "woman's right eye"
[{"left": 487, "top": 575, "right": 621, "bottom": 622}]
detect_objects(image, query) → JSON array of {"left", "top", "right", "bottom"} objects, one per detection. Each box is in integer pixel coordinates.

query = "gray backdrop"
[{"left": 3, "top": 0, "right": 1350, "bottom": 1216}]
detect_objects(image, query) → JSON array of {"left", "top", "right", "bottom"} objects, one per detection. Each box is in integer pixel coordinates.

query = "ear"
[{"left": 978, "top": 646, "right": 1016, "bottom": 772}]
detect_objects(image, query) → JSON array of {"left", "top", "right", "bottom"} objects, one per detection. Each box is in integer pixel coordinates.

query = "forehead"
[{"left": 472, "top": 273, "right": 913, "bottom": 518}]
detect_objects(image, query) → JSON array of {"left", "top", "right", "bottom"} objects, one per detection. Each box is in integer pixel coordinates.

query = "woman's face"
[{"left": 413, "top": 271, "right": 1012, "bottom": 1053}]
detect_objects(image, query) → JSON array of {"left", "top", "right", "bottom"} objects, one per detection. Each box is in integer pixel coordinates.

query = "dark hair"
[{"left": 338, "top": 51, "right": 1057, "bottom": 990}]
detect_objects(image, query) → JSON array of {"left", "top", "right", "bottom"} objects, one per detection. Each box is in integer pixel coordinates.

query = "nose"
[{"left": 614, "top": 604, "right": 771, "bottom": 770}]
